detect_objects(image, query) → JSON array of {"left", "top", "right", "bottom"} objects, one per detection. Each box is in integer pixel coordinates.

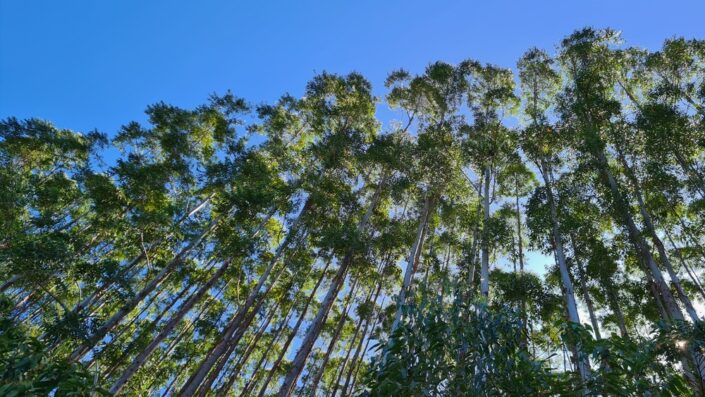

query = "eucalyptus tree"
[
  {"left": 497, "top": 159, "right": 536, "bottom": 274},
  {"left": 109, "top": 142, "right": 289, "bottom": 393},
  {"left": 518, "top": 46, "right": 599, "bottom": 383},
  {"left": 384, "top": 62, "right": 468, "bottom": 334},
  {"left": 558, "top": 28, "right": 705, "bottom": 390},
  {"left": 462, "top": 61, "right": 519, "bottom": 298},
  {"left": 67, "top": 95, "right": 250, "bottom": 363},
  {"left": 259, "top": 71, "right": 379, "bottom": 397},
  {"left": 0, "top": 118, "right": 107, "bottom": 311},
  {"left": 557, "top": 29, "right": 683, "bottom": 322}
]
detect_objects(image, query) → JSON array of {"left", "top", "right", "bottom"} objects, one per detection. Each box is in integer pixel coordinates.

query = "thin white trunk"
[
  {"left": 542, "top": 161, "right": 591, "bottom": 382},
  {"left": 480, "top": 167, "right": 491, "bottom": 297},
  {"left": 392, "top": 194, "right": 431, "bottom": 332}
]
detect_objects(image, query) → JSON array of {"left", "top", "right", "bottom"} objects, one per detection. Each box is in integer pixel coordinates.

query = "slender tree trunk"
[
  {"left": 607, "top": 286, "right": 628, "bottom": 338},
  {"left": 331, "top": 284, "right": 381, "bottom": 397},
  {"left": 569, "top": 235, "right": 601, "bottom": 340},
  {"left": 99, "top": 281, "right": 194, "bottom": 375},
  {"left": 515, "top": 180, "right": 525, "bottom": 272},
  {"left": 480, "top": 167, "right": 491, "bottom": 297},
  {"left": 329, "top": 327, "right": 360, "bottom": 397},
  {"left": 177, "top": 202, "right": 309, "bottom": 397},
  {"left": 110, "top": 260, "right": 231, "bottom": 393},
  {"left": 674, "top": 149, "right": 705, "bottom": 200},
  {"left": 236, "top": 352, "right": 269, "bottom": 397},
  {"left": 541, "top": 161, "right": 591, "bottom": 382},
  {"left": 308, "top": 286, "right": 361, "bottom": 396},
  {"left": 516, "top": 181, "right": 529, "bottom": 349},
  {"left": 592, "top": 148, "right": 685, "bottom": 322},
  {"left": 275, "top": 174, "right": 387, "bottom": 397},
  {"left": 161, "top": 289, "right": 226, "bottom": 362},
  {"left": 208, "top": 299, "right": 280, "bottom": 396},
  {"left": 392, "top": 194, "right": 432, "bottom": 332},
  {"left": 617, "top": 150, "right": 699, "bottom": 321},
  {"left": 276, "top": 261, "right": 348, "bottom": 397},
  {"left": 257, "top": 258, "right": 332, "bottom": 397},
  {"left": 340, "top": 297, "right": 385, "bottom": 397},
  {"left": 151, "top": 297, "right": 233, "bottom": 394},
  {"left": 678, "top": 217, "right": 705, "bottom": 264},
  {"left": 69, "top": 213, "right": 223, "bottom": 362},
  {"left": 224, "top": 300, "right": 297, "bottom": 397},
  {"left": 579, "top": 264, "right": 601, "bottom": 340},
  {"left": 665, "top": 231, "right": 705, "bottom": 302},
  {"left": 79, "top": 195, "right": 215, "bottom": 313},
  {"left": 192, "top": 276, "right": 286, "bottom": 396},
  {"left": 216, "top": 259, "right": 320, "bottom": 397}
]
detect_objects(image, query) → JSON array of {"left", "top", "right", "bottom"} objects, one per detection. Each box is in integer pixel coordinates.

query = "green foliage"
[
  {"left": 0, "top": 297, "right": 107, "bottom": 396},
  {"left": 363, "top": 288, "right": 563, "bottom": 396}
]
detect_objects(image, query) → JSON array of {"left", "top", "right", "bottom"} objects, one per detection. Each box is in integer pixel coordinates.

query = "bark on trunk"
[
  {"left": 110, "top": 260, "right": 231, "bottom": 393},
  {"left": 69, "top": 213, "right": 223, "bottom": 362},
  {"left": 275, "top": 175, "right": 386, "bottom": 397},
  {"left": 177, "top": 202, "right": 309, "bottom": 397},
  {"left": 541, "top": 160, "right": 591, "bottom": 383},
  {"left": 392, "top": 194, "right": 432, "bottom": 332},
  {"left": 480, "top": 167, "right": 491, "bottom": 297},
  {"left": 617, "top": 150, "right": 699, "bottom": 321},
  {"left": 593, "top": 148, "right": 684, "bottom": 322},
  {"left": 256, "top": 258, "right": 331, "bottom": 397},
  {"left": 308, "top": 285, "right": 361, "bottom": 395}
]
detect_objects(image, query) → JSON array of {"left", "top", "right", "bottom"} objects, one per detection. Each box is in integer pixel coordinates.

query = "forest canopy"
[{"left": 2, "top": 27, "right": 705, "bottom": 396}]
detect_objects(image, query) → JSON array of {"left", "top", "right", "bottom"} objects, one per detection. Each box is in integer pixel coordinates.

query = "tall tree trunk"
[
  {"left": 392, "top": 194, "right": 432, "bottom": 332},
  {"left": 69, "top": 213, "right": 224, "bottom": 362},
  {"left": 541, "top": 160, "right": 591, "bottom": 383},
  {"left": 515, "top": 180, "right": 529, "bottom": 349},
  {"left": 110, "top": 260, "right": 231, "bottom": 393},
  {"left": 276, "top": 257, "right": 349, "bottom": 397},
  {"left": 674, "top": 149, "right": 705, "bottom": 200},
  {"left": 308, "top": 285, "right": 361, "bottom": 396},
  {"left": 340, "top": 297, "right": 385, "bottom": 397},
  {"left": 225, "top": 300, "right": 298, "bottom": 397},
  {"left": 480, "top": 167, "right": 491, "bottom": 297},
  {"left": 215, "top": 259, "right": 320, "bottom": 397},
  {"left": 331, "top": 284, "right": 381, "bottom": 397},
  {"left": 592, "top": 148, "right": 685, "bottom": 322},
  {"left": 606, "top": 282, "right": 628, "bottom": 338},
  {"left": 86, "top": 195, "right": 214, "bottom": 309},
  {"left": 99, "top": 280, "right": 194, "bottom": 375},
  {"left": 177, "top": 201, "right": 310, "bottom": 397},
  {"left": 275, "top": 174, "right": 386, "bottom": 397},
  {"left": 617, "top": 150, "right": 699, "bottom": 321},
  {"left": 665, "top": 231, "right": 705, "bottom": 302},
  {"left": 570, "top": 235, "right": 601, "bottom": 340},
  {"left": 515, "top": 179, "right": 525, "bottom": 272},
  {"left": 578, "top": 264, "right": 601, "bottom": 340},
  {"left": 256, "top": 257, "right": 332, "bottom": 397},
  {"left": 466, "top": 181, "right": 483, "bottom": 293},
  {"left": 210, "top": 298, "right": 280, "bottom": 396}
]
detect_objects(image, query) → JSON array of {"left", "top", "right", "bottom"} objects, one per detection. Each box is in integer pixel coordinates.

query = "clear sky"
[{"left": 2, "top": 0, "right": 705, "bottom": 135}]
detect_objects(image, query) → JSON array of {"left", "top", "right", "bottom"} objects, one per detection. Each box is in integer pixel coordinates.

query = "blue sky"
[{"left": 2, "top": 0, "right": 704, "bottom": 136}]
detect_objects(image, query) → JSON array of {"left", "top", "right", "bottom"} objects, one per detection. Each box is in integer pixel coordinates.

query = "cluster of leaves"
[
  {"left": 363, "top": 290, "right": 564, "bottom": 396},
  {"left": 364, "top": 291, "right": 700, "bottom": 397},
  {"left": 0, "top": 296, "right": 107, "bottom": 396}
]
